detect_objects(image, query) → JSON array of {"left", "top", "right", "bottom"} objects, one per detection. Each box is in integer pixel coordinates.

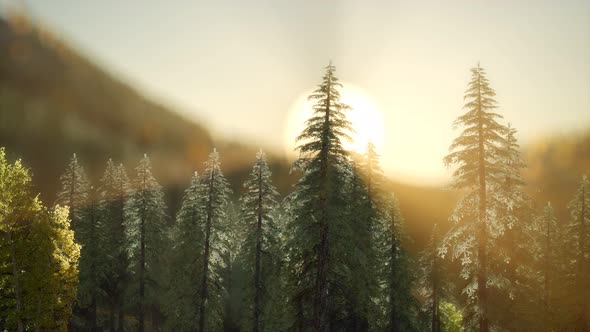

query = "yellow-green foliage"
[
  {"left": 440, "top": 301, "right": 463, "bottom": 332},
  {"left": 0, "top": 147, "right": 80, "bottom": 331}
]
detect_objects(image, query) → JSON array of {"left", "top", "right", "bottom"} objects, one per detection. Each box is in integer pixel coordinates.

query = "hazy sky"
[{"left": 6, "top": 0, "right": 590, "bottom": 184}]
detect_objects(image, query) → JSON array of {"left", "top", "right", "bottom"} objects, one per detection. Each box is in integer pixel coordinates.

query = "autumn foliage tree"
[{"left": 0, "top": 147, "right": 80, "bottom": 331}]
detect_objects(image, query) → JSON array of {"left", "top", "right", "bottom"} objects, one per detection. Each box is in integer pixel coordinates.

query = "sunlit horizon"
[
  {"left": 3, "top": 0, "right": 588, "bottom": 186},
  {"left": 2, "top": 2, "right": 590, "bottom": 331}
]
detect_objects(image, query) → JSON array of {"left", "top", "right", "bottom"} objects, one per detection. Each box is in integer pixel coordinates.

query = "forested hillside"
[
  {"left": 0, "top": 15, "right": 457, "bottom": 247},
  {"left": 1, "top": 13, "right": 589, "bottom": 332}
]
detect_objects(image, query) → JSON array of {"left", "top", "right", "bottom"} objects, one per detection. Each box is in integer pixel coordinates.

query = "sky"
[{"left": 3, "top": 0, "right": 590, "bottom": 184}]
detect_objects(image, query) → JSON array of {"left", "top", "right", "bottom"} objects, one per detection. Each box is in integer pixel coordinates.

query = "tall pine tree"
[
  {"left": 442, "top": 63, "right": 507, "bottom": 331},
  {"left": 286, "top": 62, "right": 354, "bottom": 330},
  {"left": 239, "top": 150, "right": 281, "bottom": 332},
  {"left": 377, "top": 193, "right": 419, "bottom": 331},
  {"left": 197, "top": 149, "right": 232, "bottom": 332},
  {"left": 533, "top": 202, "right": 568, "bottom": 329},
  {"left": 487, "top": 124, "right": 535, "bottom": 330},
  {"left": 125, "top": 154, "right": 168, "bottom": 332},
  {"left": 164, "top": 171, "right": 206, "bottom": 330},
  {"left": 418, "top": 224, "right": 449, "bottom": 332},
  {"left": 56, "top": 153, "right": 89, "bottom": 236},
  {"left": 98, "top": 160, "right": 131, "bottom": 331},
  {"left": 350, "top": 142, "right": 384, "bottom": 329},
  {"left": 75, "top": 184, "right": 103, "bottom": 331},
  {"left": 56, "top": 153, "right": 91, "bottom": 328}
]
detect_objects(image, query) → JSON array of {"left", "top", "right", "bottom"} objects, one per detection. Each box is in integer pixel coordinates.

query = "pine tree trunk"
[
  {"left": 297, "top": 297, "right": 305, "bottom": 332},
  {"left": 89, "top": 197, "right": 98, "bottom": 332},
  {"left": 35, "top": 297, "right": 42, "bottom": 332},
  {"left": 90, "top": 296, "right": 97, "bottom": 332},
  {"left": 109, "top": 306, "right": 116, "bottom": 331},
  {"left": 363, "top": 160, "right": 373, "bottom": 332},
  {"left": 432, "top": 252, "right": 439, "bottom": 332},
  {"left": 70, "top": 167, "right": 77, "bottom": 230},
  {"left": 476, "top": 71, "right": 489, "bottom": 332},
  {"left": 253, "top": 166, "right": 263, "bottom": 332},
  {"left": 9, "top": 232, "right": 24, "bottom": 332},
  {"left": 117, "top": 298, "right": 124, "bottom": 332},
  {"left": 315, "top": 159, "right": 330, "bottom": 332},
  {"left": 138, "top": 175, "right": 146, "bottom": 332},
  {"left": 66, "top": 166, "right": 79, "bottom": 332},
  {"left": 118, "top": 179, "right": 126, "bottom": 332},
  {"left": 67, "top": 163, "right": 79, "bottom": 332},
  {"left": 314, "top": 72, "right": 332, "bottom": 332},
  {"left": 578, "top": 186, "right": 588, "bottom": 331},
  {"left": 199, "top": 168, "right": 215, "bottom": 332},
  {"left": 389, "top": 209, "right": 397, "bottom": 332},
  {"left": 543, "top": 216, "right": 550, "bottom": 328}
]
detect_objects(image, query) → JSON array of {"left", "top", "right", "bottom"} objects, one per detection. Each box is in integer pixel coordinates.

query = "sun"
[{"left": 284, "top": 84, "right": 385, "bottom": 157}]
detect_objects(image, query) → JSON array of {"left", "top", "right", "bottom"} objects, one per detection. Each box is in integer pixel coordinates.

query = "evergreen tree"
[
  {"left": 125, "top": 154, "right": 168, "bottom": 332},
  {"left": 98, "top": 160, "right": 131, "bottom": 331},
  {"left": 418, "top": 224, "right": 449, "bottom": 332},
  {"left": 487, "top": 124, "right": 535, "bottom": 330},
  {"left": 56, "top": 153, "right": 90, "bottom": 235},
  {"left": 342, "top": 158, "right": 373, "bottom": 330},
  {"left": 239, "top": 149, "right": 281, "bottom": 332},
  {"left": 0, "top": 148, "right": 80, "bottom": 331},
  {"left": 197, "top": 149, "right": 232, "bottom": 332},
  {"left": 349, "top": 142, "right": 384, "bottom": 329},
  {"left": 75, "top": 185, "right": 103, "bottom": 331},
  {"left": 286, "top": 62, "right": 354, "bottom": 330},
  {"left": 220, "top": 201, "right": 243, "bottom": 332},
  {"left": 56, "top": 153, "right": 92, "bottom": 330},
  {"left": 164, "top": 171, "right": 206, "bottom": 330},
  {"left": 442, "top": 63, "right": 508, "bottom": 331},
  {"left": 566, "top": 175, "right": 590, "bottom": 330},
  {"left": 532, "top": 202, "right": 568, "bottom": 329},
  {"left": 377, "top": 193, "right": 419, "bottom": 331}
]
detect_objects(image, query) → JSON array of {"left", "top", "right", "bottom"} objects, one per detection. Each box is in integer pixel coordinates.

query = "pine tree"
[
  {"left": 239, "top": 149, "right": 281, "bottom": 332},
  {"left": 56, "top": 153, "right": 91, "bottom": 329},
  {"left": 197, "top": 149, "right": 232, "bottom": 332},
  {"left": 347, "top": 142, "right": 384, "bottom": 329},
  {"left": 164, "top": 171, "right": 206, "bottom": 330},
  {"left": 56, "top": 153, "right": 90, "bottom": 235},
  {"left": 487, "top": 124, "right": 535, "bottom": 329},
  {"left": 342, "top": 158, "right": 373, "bottom": 329},
  {"left": 125, "top": 154, "right": 168, "bottom": 332},
  {"left": 532, "top": 202, "right": 568, "bottom": 329},
  {"left": 220, "top": 201, "right": 243, "bottom": 332},
  {"left": 76, "top": 184, "right": 103, "bottom": 331},
  {"left": 377, "top": 193, "right": 419, "bottom": 331},
  {"left": 566, "top": 175, "right": 590, "bottom": 330},
  {"left": 98, "top": 160, "right": 131, "bottom": 331},
  {"left": 418, "top": 224, "right": 449, "bottom": 332},
  {"left": 442, "top": 63, "right": 507, "bottom": 332},
  {"left": 286, "top": 62, "right": 354, "bottom": 330}
]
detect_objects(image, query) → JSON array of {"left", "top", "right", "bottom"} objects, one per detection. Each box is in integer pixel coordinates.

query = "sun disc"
[{"left": 284, "top": 84, "right": 385, "bottom": 158}]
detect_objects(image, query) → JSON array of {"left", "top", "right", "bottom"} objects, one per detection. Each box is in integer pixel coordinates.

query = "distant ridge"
[{"left": 0, "top": 14, "right": 215, "bottom": 195}]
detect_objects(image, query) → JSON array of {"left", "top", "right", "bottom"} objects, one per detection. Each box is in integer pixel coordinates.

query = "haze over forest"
[{"left": 0, "top": 2, "right": 589, "bottom": 332}]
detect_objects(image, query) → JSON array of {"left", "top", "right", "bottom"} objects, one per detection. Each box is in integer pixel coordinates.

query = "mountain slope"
[{"left": 0, "top": 15, "right": 215, "bottom": 197}]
